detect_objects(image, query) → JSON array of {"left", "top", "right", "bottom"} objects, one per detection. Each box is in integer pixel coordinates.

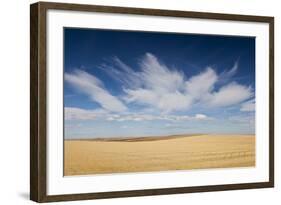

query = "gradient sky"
[{"left": 64, "top": 28, "right": 255, "bottom": 139}]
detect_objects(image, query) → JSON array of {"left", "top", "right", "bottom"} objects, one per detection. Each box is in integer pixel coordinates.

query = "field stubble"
[{"left": 64, "top": 134, "right": 255, "bottom": 176}]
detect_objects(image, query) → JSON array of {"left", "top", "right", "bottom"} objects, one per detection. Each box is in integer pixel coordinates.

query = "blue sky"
[{"left": 64, "top": 28, "right": 255, "bottom": 139}]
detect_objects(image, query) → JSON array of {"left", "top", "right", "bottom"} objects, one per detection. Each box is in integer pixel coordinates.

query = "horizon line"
[{"left": 64, "top": 133, "right": 255, "bottom": 141}]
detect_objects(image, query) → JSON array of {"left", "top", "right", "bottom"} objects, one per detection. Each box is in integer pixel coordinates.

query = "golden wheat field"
[{"left": 64, "top": 134, "right": 255, "bottom": 176}]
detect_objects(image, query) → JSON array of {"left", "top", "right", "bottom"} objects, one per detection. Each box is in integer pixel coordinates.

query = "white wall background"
[{"left": 0, "top": 0, "right": 279, "bottom": 204}]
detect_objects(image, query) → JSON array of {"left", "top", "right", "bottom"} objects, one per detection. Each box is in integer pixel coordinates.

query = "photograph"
[
  {"left": 63, "top": 28, "right": 256, "bottom": 176},
  {"left": 30, "top": 2, "right": 274, "bottom": 202}
]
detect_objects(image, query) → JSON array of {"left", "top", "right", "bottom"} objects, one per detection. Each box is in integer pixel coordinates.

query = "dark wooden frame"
[{"left": 30, "top": 1, "right": 274, "bottom": 203}]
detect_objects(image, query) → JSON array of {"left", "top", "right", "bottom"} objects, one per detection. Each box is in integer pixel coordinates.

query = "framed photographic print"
[{"left": 30, "top": 1, "right": 274, "bottom": 202}]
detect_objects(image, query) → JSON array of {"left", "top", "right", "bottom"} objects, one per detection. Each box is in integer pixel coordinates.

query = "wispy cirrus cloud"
[
  {"left": 100, "top": 53, "right": 253, "bottom": 113},
  {"left": 218, "top": 61, "right": 239, "bottom": 83},
  {"left": 122, "top": 53, "right": 192, "bottom": 113},
  {"left": 240, "top": 99, "right": 255, "bottom": 112},
  {"left": 65, "top": 70, "right": 127, "bottom": 112},
  {"left": 206, "top": 82, "right": 253, "bottom": 107},
  {"left": 65, "top": 53, "right": 253, "bottom": 115},
  {"left": 185, "top": 67, "right": 217, "bottom": 100}
]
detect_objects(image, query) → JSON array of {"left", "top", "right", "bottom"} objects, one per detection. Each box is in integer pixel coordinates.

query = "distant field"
[{"left": 64, "top": 134, "right": 255, "bottom": 176}]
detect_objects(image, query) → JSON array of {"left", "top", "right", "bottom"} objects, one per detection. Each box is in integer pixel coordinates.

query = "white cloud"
[
  {"left": 106, "top": 113, "right": 212, "bottom": 122},
  {"left": 207, "top": 83, "right": 253, "bottom": 107},
  {"left": 229, "top": 114, "right": 255, "bottom": 125},
  {"left": 240, "top": 99, "right": 255, "bottom": 112},
  {"left": 124, "top": 89, "right": 192, "bottom": 113},
  {"left": 219, "top": 61, "right": 238, "bottom": 82},
  {"left": 119, "top": 53, "right": 252, "bottom": 112},
  {"left": 185, "top": 67, "right": 218, "bottom": 100},
  {"left": 65, "top": 70, "right": 127, "bottom": 112},
  {"left": 65, "top": 107, "right": 212, "bottom": 122},
  {"left": 122, "top": 53, "right": 192, "bottom": 112},
  {"left": 65, "top": 107, "right": 107, "bottom": 120},
  {"left": 66, "top": 53, "right": 253, "bottom": 114},
  {"left": 140, "top": 53, "right": 185, "bottom": 92},
  {"left": 99, "top": 57, "right": 142, "bottom": 88},
  {"left": 195, "top": 114, "right": 207, "bottom": 119}
]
